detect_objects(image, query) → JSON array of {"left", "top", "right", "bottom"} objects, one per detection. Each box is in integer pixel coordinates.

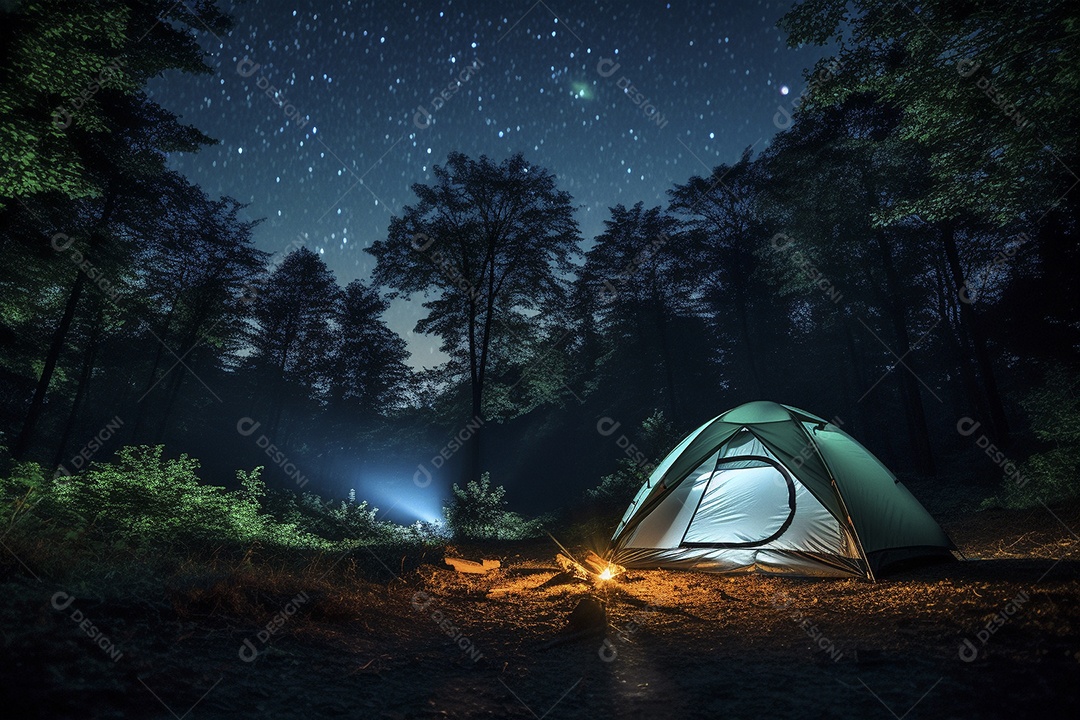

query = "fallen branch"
[{"left": 444, "top": 557, "right": 501, "bottom": 574}]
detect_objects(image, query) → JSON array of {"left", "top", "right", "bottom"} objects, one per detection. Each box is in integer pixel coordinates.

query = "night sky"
[{"left": 148, "top": 0, "right": 829, "bottom": 368}]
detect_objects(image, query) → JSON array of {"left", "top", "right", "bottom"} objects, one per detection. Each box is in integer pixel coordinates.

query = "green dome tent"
[{"left": 610, "top": 401, "right": 955, "bottom": 580}]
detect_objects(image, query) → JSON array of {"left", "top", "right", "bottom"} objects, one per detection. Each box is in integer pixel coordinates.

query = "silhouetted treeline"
[{"left": 1, "top": 0, "right": 1077, "bottom": 512}]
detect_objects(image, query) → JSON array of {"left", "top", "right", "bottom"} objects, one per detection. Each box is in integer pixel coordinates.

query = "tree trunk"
[
  {"left": 153, "top": 315, "right": 211, "bottom": 443},
  {"left": 129, "top": 327, "right": 168, "bottom": 443},
  {"left": 464, "top": 286, "right": 482, "bottom": 487},
  {"left": 940, "top": 220, "right": 1010, "bottom": 445},
  {"left": 268, "top": 345, "right": 291, "bottom": 438},
  {"left": 468, "top": 378, "right": 483, "bottom": 486},
  {"left": 933, "top": 257, "right": 987, "bottom": 421},
  {"left": 52, "top": 310, "right": 102, "bottom": 468},
  {"left": 153, "top": 361, "right": 188, "bottom": 444},
  {"left": 12, "top": 271, "right": 87, "bottom": 460},
  {"left": 630, "top": 307, "right": 660, "bottom": 411},
  {"left": 467, "top": 256, "right": 499, "bottom": 486},
  {"left": 652, "top": 303, "right": 680, "bottom": 425},
  {"left": 731, "top": 282, "right": 764, "bottom": 398},
  {"left": 129, "top": 297, "right": 183, "bottom": 443},
  {"left": 842, "top": 315, "right": 872, "bottom": 435},
  {"left": 875, "top": 232, "right": 936, "bottom": 476},
  {"left": 13, "top": 182, "right": 118, "bottom": 460}
]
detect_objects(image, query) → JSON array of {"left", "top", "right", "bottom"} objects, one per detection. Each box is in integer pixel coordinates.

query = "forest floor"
[{"left": 1, "top": 478, "right": 1079, "bottom": 719}]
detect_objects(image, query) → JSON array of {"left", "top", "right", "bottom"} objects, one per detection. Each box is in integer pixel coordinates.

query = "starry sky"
[{"left": 148, "top": 0, "right": 829, "bottom": 368}]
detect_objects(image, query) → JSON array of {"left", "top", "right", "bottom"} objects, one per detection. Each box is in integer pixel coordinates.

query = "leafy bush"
[
  {"left": 0, "top": 445, "right": 407, "bottom": 552},
  {"left": 398, "top": 519, "right": 451, "bottom": 544},
  {"left": 287, "top": 491, "right": 391, "bottom": 542},
  {"left": 640, "top": 409, "right": 680, "bottom": 453},
  {"left": 43, "top": 446, "right": 270, "bottom": 547},
  {"left": 0, "top": 458, "right": 47, "bottom": 536},
  {"left": 586, "top": 458, "right": 653, "bottom": 505},
  {"left": 443, "top": 473, "right": 544, "bottom": 540},
  {"left": 988, "top": 365, "right": 1080, "bottom": 509},
  {"left": 0, "top": 445, "right": 541, "bottom": 561},
  {"left": 586, "top": 409, "right": 678, "bottom": 505}
]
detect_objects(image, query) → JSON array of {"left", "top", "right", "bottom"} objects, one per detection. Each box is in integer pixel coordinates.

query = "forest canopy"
[{"left": 0, "top": 0, "right": 1077, "bottom": 526}]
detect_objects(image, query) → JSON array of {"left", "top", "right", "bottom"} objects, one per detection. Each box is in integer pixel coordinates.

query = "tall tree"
[
  {"left": 130, "top": 178, "right": 266, "bottom": 443},
  {"left": 317, "top": 280, "right": 412, "bottom": 479},
  {"left": 669, "top": 150, "right": 778, "bottom": 398},
  {"left": 578, "top": 203, "right": 690, "bottom": 422},
  {"left": 779, "top": 0, "right": 1080, "bottom": 446},
  {"left": 328, "top": 280, "right": 410, "bottom": 416},
  {"left": 778, "top": 0, "right": 1077, "bottom": 225},
  {"left": 368, "top": 152, "right": 580, "bottom": 483},
  {"left": 247, "top": 247, "right": 339, "bottom": 437},
  {"left": 0, "top": 0, "right": 227, "bottom": 206},
  {"left": 759, "top": 97, "right": 940, "bottom": 473},
  {"left": 2, "top": 0, "right": 231, "bottom": 459}
]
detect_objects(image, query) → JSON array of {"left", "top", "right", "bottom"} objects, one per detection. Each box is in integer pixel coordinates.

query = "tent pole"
[{"left": 800, "top": 422, "right": 878, "bottom": 583}]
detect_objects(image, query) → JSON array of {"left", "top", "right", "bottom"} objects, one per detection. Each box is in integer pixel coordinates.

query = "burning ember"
[{"left": 547, "top": 534, "right": 625, "bottom": 582}]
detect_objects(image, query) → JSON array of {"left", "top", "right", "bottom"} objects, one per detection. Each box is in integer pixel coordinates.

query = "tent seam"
[{"left": 792, "top": 416, "right": 877, "bottom": 582}]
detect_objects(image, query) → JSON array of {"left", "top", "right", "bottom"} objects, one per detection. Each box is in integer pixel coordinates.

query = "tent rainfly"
[{"left": 610, "top": 401, "right": 955, "bottom": 580}]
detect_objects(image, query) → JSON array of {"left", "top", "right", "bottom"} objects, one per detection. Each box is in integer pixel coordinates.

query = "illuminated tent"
[{"left": 610, "top": 401, "right": 955, "bottom": 580}]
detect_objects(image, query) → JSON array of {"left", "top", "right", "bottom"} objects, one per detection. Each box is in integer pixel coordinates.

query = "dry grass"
[{"left": 1, "top": 490, "right": 1079, "bottom": 718}]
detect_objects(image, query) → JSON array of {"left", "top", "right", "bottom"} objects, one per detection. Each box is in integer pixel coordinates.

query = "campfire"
[{"left": 555, "top": 548, "right": 625, "bottom": 583}]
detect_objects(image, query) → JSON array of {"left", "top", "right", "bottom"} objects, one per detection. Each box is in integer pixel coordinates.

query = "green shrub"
[
  {"left": 0, "top": 458, "right": 47, "bottom": 535},
  {"left": 443, "top": 473, "right": 544, "bottom": 540},
  {"left": 987, "top": 365, "right": 1080, "bottom": 509},
  {"left": 586, "top": 458, "right": 652, "bottom": 505},
  {"left": 0, "top": 445, "right": 541, "bottom": 561},
  {"left": 320, "top": 496, "right": 396, "bottom": 542},
  {"left": 390, "top": 519, "right": 449, "bottom": 545},
  {"left": 586, "top": 409, "right": 676, "bottom": 505},
  {"left": 640, "top": 409, "right": 680, "bottom": 453},
  {"left": 0, "top": 445, "right": 395, "bottom": 552},
  {"left": 46, "top": 445, "right": 267, "bottom": 547}
]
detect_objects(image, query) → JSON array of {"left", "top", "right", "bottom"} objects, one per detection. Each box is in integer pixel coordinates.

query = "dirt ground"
[{"left": 2, "top": 484, "right": 1079, "bottom": 719}]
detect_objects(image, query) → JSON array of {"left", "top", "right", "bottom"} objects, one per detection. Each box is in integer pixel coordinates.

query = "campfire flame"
[{"left": 598, "top": 567, "right": 614, "bottom": 581}]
